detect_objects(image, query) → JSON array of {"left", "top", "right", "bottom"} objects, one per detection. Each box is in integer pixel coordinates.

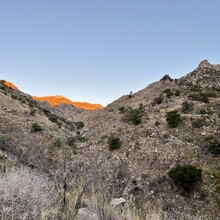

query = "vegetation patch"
[
  {"left": 161, "top": 74, "right": 173, "bottom": 82},
  {"left": 168, "top": 165, "right": 202, "bottom": 192},
  {"left": 122, "top": 105, "right": 144, "bottom": 125},
  {"left": 108, "top": 136, "right": 121, "bottom": 150},
  {"left": 31, "top": 123, "right": 43, "bottom": 133},
  {"left": 75, "top": 121, "right": 84, "bottom": 130},
  {"left": 188, "top": 88, "right": 218, "bottom": 103},
  {"left": 163, "top": 89, "right": 173, "bottom": 98},
  {"left": 208, "top": 139, "right": 220, "bottom": 155},
  {"left": 166, "top": 110, "right": 182, "bottom": 128},
  {"left": 181, "top": 101, "right": 194, "bottom": 113},
  {"left": 192, "top": 118, "right": 206, "bottom": 128},
  {"left": 153, "top": 96, "right": 163, "bottom": 105},
  {"left": 203, "top": 134, "right": 215, "bottom": 142},
  {"left": 67, "top": 135, "right": 87, "bottom": 147}
]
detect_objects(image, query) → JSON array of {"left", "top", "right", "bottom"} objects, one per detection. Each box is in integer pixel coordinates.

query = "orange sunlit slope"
[
  {"left": 1, "top": 80, "right": 103, "bottom": 110},
  {"left": 3, "top": 81, "right": 19, "bottom": 90},
  {"left": 33, "top": 95, "right": 104, "bottom": 110}
]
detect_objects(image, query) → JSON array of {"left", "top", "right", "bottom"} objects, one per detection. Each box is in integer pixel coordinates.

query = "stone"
[
  {"left": 110, "top": 197, "right": 126, "bottom": 208},
  {"left": 76, "top": 207, "right": 99, "bottom": 220}
]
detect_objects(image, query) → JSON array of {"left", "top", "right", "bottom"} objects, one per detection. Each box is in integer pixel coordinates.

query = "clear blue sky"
[{"left": 0, "top": 0, "right": 219, "bottom": 106}]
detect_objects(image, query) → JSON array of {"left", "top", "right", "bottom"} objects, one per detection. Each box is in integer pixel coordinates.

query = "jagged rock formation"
[
  {"left": 0, "top": 60, "right": 220, "bottom": 219},
  {"left": 179, "top": 60, "right": 220, "bottom": 89}
]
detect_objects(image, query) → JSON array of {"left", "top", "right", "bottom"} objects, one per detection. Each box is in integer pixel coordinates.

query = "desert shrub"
[
  {"left": 11, "top": 94, "right": 18, "bottom": 100},
  {"left": 42, "top": 108, "right": 51, "bottom": 116},
  {"left": 108, "top": 136, "right": 121, "bottom": 150},
  {"left": 188, "top": 89, "right": 217, "bottom": 103},
  {"left": 203, "top": 134, "right": 215, "bottom": 142},
  {"left": 155, "top": 121, "right": 160, "bottom": 126},
  {"left": 204, "top": 88, "right": 217, "bottom": 98},
  {"left": 75, "top": 121, "right": 84, "bottom": 130},
  {"left": 30, "top": 109, "right": 37, "bottom": 116},
  {"left": 128, "top": 91, "right": 133, "bottom": 98},
  {"left": 166, "top": 110, "right": 182, "bottom": 128},
  {"left": 0, "top": 169, "right": 58, "bottom": 219},
  {"left": 161, "top": 74, "right": 173, "bottom": 81},
  {"left": 192, "top": 118, "right": 206, "bottom": 128},
  {"left": 190, "top": 86, "right": 202, "bottom": 92},
  {"left": 53, "top": 138, "right": 61, "bottom": 148},
  {"left": 175, "top": 90, "right": 180, "bottom": 96},
  {"left": 163, "top": 89, "right": 173, "bottom": 98},
  {"left": 67, "top": 135, "right": 87, "bottom": 146},
  {"left": 118, "top": 106, "right": 125, "bottom": 114},
  {"left": 208, "top": 139, "right": 220, "bottom": 155},
  {"left": 28, "top": 99, "right": 37, "bottom": 108},
  {"left": 199, "top": 108, "right": 213, "bottom": 115},
  {"left": 123, "top": 107, "right": 144, "bottom": 125},
  {"left": 67, "top": 136, "right": 77, "bottom": 146},
  {"left": 182, "top": 101, "right": 194, "bottom": 113},
  {"left": 168, "top": 165, "right": 202, "bottom": 192},
  {"left": 31, "top": 123, "right": 42, "bottom": 133},
  {"left": 48, "top": 114, "right": 62, "bottom": 127},
  {"left": 0, "top": 137, "right": 8, "bottom": 152},
  {"left": 153, "top": 96, "right": 163, "bottom": 105}
]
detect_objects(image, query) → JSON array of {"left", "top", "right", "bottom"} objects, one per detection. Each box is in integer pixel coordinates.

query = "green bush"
[
  {"left": 182, "top": 101, "right": 194, "bottom": 113},
  {"left": 155, "top": 121, "right": 160, "bottom": 126},
  {"left": 128, "top": 91, "right": 133, "bottom": 98},
  {"left": 118, "top": 106, "right": 125, "bottom": 114},
  {"left": 11, "top": 94, "right": 18, "bottom": 100},
  {"left": 31, "top": 123, "right": 42, "bottom": 133},
  {"left": 208, "top": 139, "right": 220, "bottom": 155},
  {"left": 203, "top": 134, "right": 215, "bottom": 142},
  {"left": 199, "top": 108, "right": 212, "bottom": 115},
  {"left": 67, "top": 135, "right": 87, "bottom": 146},
  {"left": 0, "top": 137, "right": 8, "bottom": 152},
  {"left": 108, "top": 136, "right": 121, "bottom": 150},
  {"left": 188, "top": 89, "right": 217, "bottom": 103},
  {"left": 48, "top": 114, "right": 62, "bottom": 127},
  {"left": 153, "top": 96, "right": 163, "bottom": 105},
  {"left": 161, "top": 75, "right": 173, "bottom": 81},
  {"left": 75, "top": 121, "right": 84, "bottom": 130},
  {"left": 28, "top": 100, "right": 37, "bottom": 108},
  {"left": 123, "top": 107, "right": 144, "bottom": 125},
  {"left": 30, "top": 109, "right": 37, "bottom": 116},
  {"left": 163, "top": 89, "right": 173, "bottom": 98},
  {"left": 166, "top": 110, "right": 182, "bottom": 128},
  {"left": 192, "top": 118, "right": 206, "bottom": 128},
  {"left": 175, "top": 90, "right": 180, "bottom": 96},
  {"left": 168, "top": 165, "right": 202, "bottom": 192}
]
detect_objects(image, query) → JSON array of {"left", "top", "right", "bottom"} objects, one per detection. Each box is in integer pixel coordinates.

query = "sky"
[{"left": 0, "top": 0, "right": 220, "bottom": 106}]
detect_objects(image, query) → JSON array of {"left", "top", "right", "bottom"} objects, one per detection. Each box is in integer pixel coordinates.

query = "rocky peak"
[
  {"left": 197, "top": 59, "right": 220, "bottom": 71},
  {"left": 179, "top": 60, "right": 220, "bottom": 89}
]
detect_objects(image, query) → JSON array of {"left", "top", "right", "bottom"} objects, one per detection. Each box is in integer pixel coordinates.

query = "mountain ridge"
[
  {"left": 33, "top": 95, "right": 104, "bottom": 110},
  {"left": 0, "top": 80, "right": 104, "bottom": 110}
]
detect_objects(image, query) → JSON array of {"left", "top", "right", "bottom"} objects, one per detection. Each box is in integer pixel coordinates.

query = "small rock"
[
  {"left": 76, "top": 208, "right": 99, "bottom": 220},
  {"left": 110, "top": 197, "right": 126, "bottom": 208}
]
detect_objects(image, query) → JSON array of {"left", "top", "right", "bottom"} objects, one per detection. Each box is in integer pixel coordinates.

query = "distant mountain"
[
  {"left": 0, "top": 80, "right": 104, "bottom": 110},
  {"left": 33, "top": 95, "right": 104, "bottom": 110}
]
